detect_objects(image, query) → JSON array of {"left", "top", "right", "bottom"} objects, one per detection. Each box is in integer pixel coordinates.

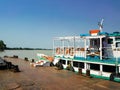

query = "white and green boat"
[{"left": 53, "top": 19, "right": 120, "bottom": 82}]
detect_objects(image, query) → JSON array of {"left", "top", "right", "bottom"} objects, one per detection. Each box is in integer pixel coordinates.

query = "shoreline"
[{"left": 0, "top": 57, "right": 120, "bottom": 90}]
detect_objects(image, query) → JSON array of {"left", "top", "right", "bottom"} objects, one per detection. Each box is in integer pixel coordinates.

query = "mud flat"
[{"left": 0, "top": 57, "right": 120, "bottom": 90}]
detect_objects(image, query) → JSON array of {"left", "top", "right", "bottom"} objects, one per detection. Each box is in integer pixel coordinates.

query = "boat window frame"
[
  {"left": 107, "top": 38, "right": 113, "bottom": 44},
  {"left": 116, "top": 42, "right": 120, "bottom": 47}
]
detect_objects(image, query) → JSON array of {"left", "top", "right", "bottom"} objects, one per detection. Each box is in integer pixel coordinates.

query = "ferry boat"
[{"left": 52, "top": 19, "right": 120, "bottom": 82}]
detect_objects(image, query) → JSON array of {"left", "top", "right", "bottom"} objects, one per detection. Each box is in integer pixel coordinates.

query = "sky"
[{"left": 0, "top": 0, "right": 120, "bottom": 49}]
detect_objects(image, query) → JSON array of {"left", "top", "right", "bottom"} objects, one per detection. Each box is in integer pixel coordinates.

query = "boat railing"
[
  {"left": 54, "top": 47, "right": 85, "bottom": 56},
  {"left": 102, "top": 46, "right": 120, "bottom": 59},
  {"left": 54, "top": 46, "right": 120, "bottom": 60}
]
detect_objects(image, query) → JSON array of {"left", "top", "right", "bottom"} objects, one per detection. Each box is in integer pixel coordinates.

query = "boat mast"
[
  {"left": 98, "top": 19, "right": 104, "bottom": 32},
  {"left": 98, "top": 19, "right": 104, "bottom": 60}
]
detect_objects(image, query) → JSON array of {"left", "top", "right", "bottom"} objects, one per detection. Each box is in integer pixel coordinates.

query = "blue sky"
[{"left": 0, "top": 0, "right": 120, "bottom": 49}]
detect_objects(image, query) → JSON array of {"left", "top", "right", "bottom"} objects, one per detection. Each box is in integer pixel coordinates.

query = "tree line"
[
  {"left": 0, "top": 40, "right": 6, "bottom": 51},
  {"left": 0, "top": 40, "right": 52, "bottom": 51},
  {"left": 6, "top": 47, "right": 52, "bottom": 50}
]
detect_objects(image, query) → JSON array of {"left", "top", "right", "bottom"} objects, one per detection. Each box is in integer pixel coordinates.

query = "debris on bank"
[
  {"left": 0, "top": 57, "right": 20, "bottom": 72},
  {"left": 4, "top": 55, "right": 18, "bottom": 58}
]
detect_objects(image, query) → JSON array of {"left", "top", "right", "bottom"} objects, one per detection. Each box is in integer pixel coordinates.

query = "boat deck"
[{"left": 55, "top": 56, "right": 120, "bottom": 66}]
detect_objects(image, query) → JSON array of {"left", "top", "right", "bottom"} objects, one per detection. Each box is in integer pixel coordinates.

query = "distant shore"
[{"left": 5, "top": 47, "right": 52, "bottom": 50}]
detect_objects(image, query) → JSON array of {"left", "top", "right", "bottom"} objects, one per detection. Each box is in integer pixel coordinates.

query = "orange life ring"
[
  {"left": 69, "top": 48, "right": 74, "bottom": 56},
  {"left": 56, "top": 48, "right": 60, "bottom": 54},
  {"left": 80, "top": 48, "right": 85, "bottom": 51},
  {"left": 66, "top": 48, "right": 70, "bottom": 54}
]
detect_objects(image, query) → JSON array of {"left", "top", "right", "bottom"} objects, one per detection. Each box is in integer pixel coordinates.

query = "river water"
[{"left": 0, "top": 50, "right": 53, "bottom": 61}]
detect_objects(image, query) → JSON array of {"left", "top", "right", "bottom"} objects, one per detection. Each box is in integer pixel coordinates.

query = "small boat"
[
  {"left": 53, "top": 19, "right": 120, "bottom": 82},
  {"left": 31, "top": 53, "right": 54, "bottom": 67}
]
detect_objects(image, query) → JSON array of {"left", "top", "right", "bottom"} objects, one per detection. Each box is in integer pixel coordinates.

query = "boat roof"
[
  {"left": 80, "top": 31, "right": 120, "bottom": 37},
  {"left": 54, "top": 31, "right": 120, "bottom": 40}
]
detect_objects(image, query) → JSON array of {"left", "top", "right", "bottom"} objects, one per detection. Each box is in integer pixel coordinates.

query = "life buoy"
[
  {"left": 110, "top": 73, "right": 114, "bottom": 81},
  {"left": 56, "top": 61, "right": 63, "bottom": 70},
  {"left": 56, "top": 48, "right": 60, "bottom": 54},
  {"left": 80, "top": 48, "right": 85, "bottom": 51},
  {"left": 69, "top": 48, "right": 74, "bottom": 56},
  {"left": 66, "top": 63, "right": 75, "bottom": 72},
  {"left": 66, "top": 48, "right": 70, "bottom": 54},
  {"left": 50, "top": 62, "right": 54, "bottom": 67},
  {"left": 110, "top": 73, "right": 120, "bottom": 81}
]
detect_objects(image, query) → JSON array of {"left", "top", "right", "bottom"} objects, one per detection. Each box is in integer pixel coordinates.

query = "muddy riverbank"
[{"left": 0, "top": 57, "right": 120, "bottom": 90}]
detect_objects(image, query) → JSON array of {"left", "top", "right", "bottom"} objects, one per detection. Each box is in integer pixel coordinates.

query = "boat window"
[
  {"left": 90, "top": 39, "right": 100, "bottom": 48},
  {"left": 107, "top": 38, "right": 113, "bottom": 44},
  {"left": 115, "top": 37, "right": 120, "bottom": 41},
  {"left": 73, "top": 61, "right": 79, "bottom": 67},
  {"left": 79, "top": 62, "right": 84, "bottom": 68},
  {"left": 59, "top": 59, "right": 66, "bottom": 64},
  {"left": 116, "top": 42, "right": 120, "bottom": 47},
  {"left": 90, "top": 63, "right": 100, "bottom": 70},
  {"left": 103, "top": 65, "right": 116, "bottom": 72},
  {"left": 73, "top": 61, "right": 84, "bottom": 68},
  {"left": 67, "top": 61, "right": 70, "bottom": 65}
]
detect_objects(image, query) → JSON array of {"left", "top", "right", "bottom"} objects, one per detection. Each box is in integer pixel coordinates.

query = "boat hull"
[{"left": 53, "top": 57, "right": 120, "bottom": 82}]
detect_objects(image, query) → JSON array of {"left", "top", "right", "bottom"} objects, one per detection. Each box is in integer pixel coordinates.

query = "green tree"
[{"left": 0, "top": 40, "right": 6, "bottom": 51}]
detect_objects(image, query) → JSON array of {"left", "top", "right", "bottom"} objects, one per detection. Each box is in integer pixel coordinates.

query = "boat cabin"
[{"left": 53, "top": 30, "right": 120, "bottom": 60}]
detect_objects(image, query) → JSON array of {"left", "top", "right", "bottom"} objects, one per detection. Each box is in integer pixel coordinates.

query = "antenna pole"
[{"left": 98, "top": 19, "right": 104, "bottom": 32}]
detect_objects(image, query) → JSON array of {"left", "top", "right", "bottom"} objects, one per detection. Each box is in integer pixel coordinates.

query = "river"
[{"left": 0, "top": 50, "right": 53, "bottom": 61}]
